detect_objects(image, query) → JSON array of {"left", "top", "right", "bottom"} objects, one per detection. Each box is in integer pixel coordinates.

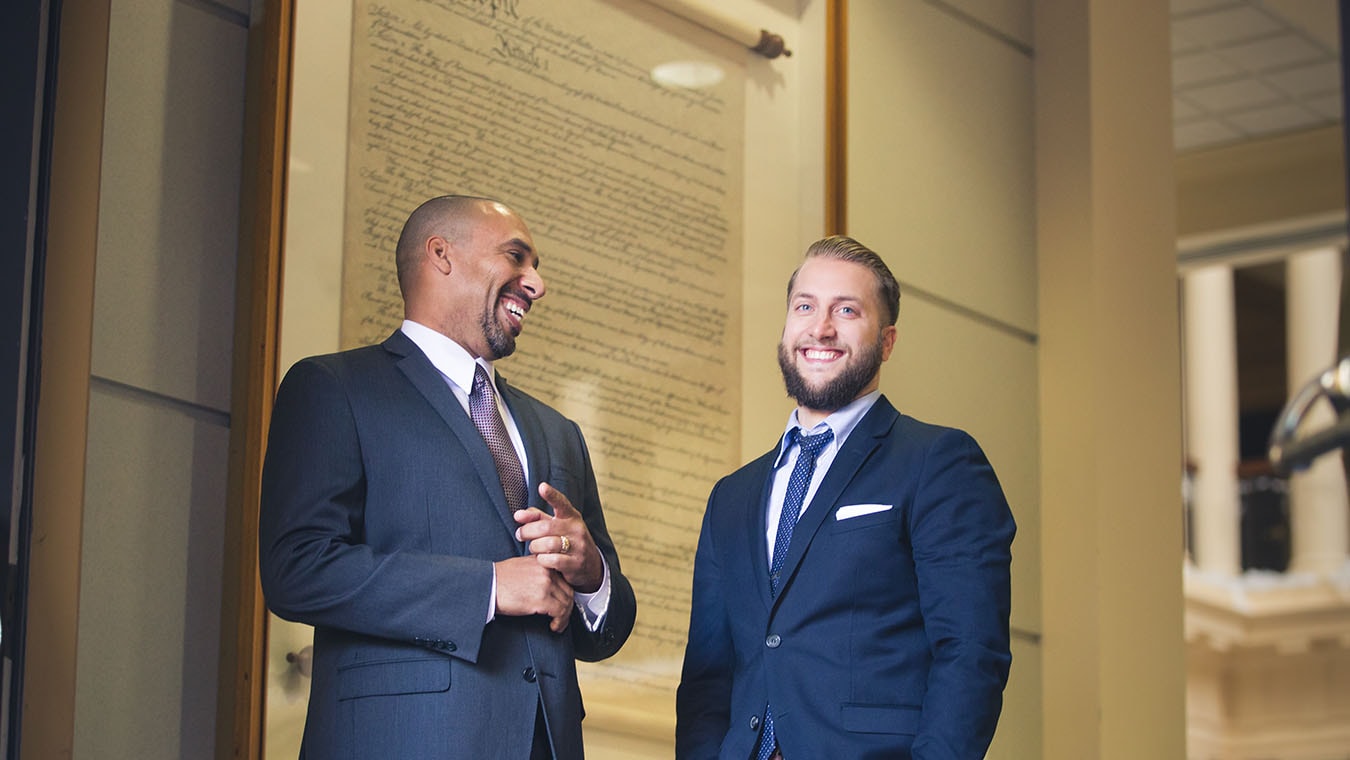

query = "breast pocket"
[{"left": 830, "top": 504, "right": 901, "bottom": 534}]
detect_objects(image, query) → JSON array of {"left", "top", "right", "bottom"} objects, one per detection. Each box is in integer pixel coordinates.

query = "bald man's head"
[
  {"left": 395, "top": 195, "right": 500, "bottom": 295},
  {"left": 393, "top": 195, "right": 543, "bottom": 359}
]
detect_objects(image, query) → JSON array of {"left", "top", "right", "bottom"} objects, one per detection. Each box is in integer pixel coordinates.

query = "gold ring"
[{"left": 559, "top": 535, "right": 571, "bottom": 554}]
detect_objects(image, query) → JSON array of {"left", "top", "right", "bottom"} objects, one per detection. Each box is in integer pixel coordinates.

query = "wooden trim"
[
  {"left": 23, "top": 0, "right": 110, "bottom": 755},
  {"left": 217, "top": 1, "right": 294, "bottom": 758},
  {"left": 824, "top": 0, "right": 847, "bottom": 234}
]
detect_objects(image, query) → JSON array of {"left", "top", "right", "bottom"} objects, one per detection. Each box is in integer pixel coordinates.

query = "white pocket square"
[{"left": 835, "top": 503, "right": 893, "bottom": 520}]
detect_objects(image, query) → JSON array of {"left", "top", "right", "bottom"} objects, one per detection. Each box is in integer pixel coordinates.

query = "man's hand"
[
  {"left": 515, "top": 482, "right": 604, "bottom": 593},
  {"left": 492, "top": 556, "right": 574, "bottom": 632}
]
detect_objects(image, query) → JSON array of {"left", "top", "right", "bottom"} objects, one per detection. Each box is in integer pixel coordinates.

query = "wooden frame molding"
[
  {"left": 217, "top": 1, "right": 294, "bottom": 757},
  {"left": 23, "top": 0, "right": 110, "bottom": 755}
]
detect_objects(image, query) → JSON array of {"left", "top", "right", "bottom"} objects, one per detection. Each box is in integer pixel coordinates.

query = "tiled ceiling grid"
[{"left": 1172, "top": 0, "right": 1343, "bottom": 152}]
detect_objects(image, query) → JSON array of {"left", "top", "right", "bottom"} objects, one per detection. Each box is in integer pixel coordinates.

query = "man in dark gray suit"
[{"left": 260, "top": 195, "right": 636, "bottom": 759}]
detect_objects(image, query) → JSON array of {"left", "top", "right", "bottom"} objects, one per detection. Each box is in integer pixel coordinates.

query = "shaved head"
[
  {"left": 393, "top": 194, "right": 542, "bottom": 359},
  {"left": 395, "top": 195, "right": 500, "bottom": 295}
]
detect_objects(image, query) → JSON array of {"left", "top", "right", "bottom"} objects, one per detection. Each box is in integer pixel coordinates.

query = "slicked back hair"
[
  {"left": 787, "top": 235, "right": 901, "bottom": 326},
  {"left": 394, "top": 195, "right": 500, "bottom": 295}
]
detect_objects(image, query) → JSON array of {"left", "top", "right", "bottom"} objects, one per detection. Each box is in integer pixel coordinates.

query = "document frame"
[{"left": 218, "top": 1, "right": 837, "bottom": 757}]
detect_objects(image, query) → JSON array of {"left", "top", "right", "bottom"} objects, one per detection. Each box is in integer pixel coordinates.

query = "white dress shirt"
[
  {"left": 401, "top": 320, "right": 611, "bottom": 629},
  {"left": 765, "top": 390, "right": 881, "bottom": 563}
]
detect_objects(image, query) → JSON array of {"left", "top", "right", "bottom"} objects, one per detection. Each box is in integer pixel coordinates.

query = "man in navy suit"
[
  {"left": 260, "top": 195, "right": 636, "bottom": 759},
  {"left": 677, "top": 235, "right": 1015, "bottom": 759}
]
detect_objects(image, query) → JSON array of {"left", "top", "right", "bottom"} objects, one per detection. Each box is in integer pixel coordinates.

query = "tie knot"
[
  {"left": 473, "top": 364, "right": 494, "bottom": 398},
  {"left": 792, "top": 427, "right": 833, "bottom": 457}
]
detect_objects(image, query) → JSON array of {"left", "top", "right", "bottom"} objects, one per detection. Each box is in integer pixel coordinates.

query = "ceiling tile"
[
  {"left": 1263, "top": 61, "right": 1343, "bottom": 98},
  {"left": 1174, "top": 97, "right": 1205, "bottom": 121},
  {"left": 1172, "top": 0, "right": 1240, "bottom": 14},
  {"left": 1305, "top": 92, "right": 1345, "bottom": 120},
  {"left": 1174, "top": 51, "right": 1241, "bottom": 86},
  {"left": 1172, "top": 5, "right": 1280, "bottom": 46},
  {"left": 1183, "top": 77, "right": 1283, "bottom": 111},
  {"left": 1171, "top": 0, "right": 1342, "bottom": 153},
  {"left": 1217, "top": 33, "right": 1329, "bottom": 72},
  {"left": 1172, "top": 27, "right": 1203, "bottom": 55},
  {"left": 1225, "top": 102, "right": 1322, "bottom": 133},
  {"left": 1174, "top": 120, "right": 1243, "bottom": 151},
  {"left": 1259, "top": 0, "right": 1341, "bottom": 51}
]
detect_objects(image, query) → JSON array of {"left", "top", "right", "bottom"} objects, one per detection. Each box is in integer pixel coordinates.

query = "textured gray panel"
[
  {"left": 74, "top": 383, "right": 228, "bottom": 759},
  {"left": 90, "top": 1, "right": 248, "bottom": 413}
]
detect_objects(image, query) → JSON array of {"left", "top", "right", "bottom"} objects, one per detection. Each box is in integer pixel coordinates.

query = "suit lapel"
[
  {"left": 771, "top": 397, "right": 900, "bottom": 610},
  {"left": 741, "top": 453, "right": 778, "bottom": 611},
  {"left": 383, "top": 332, "right": 522, "bottom": 545}
]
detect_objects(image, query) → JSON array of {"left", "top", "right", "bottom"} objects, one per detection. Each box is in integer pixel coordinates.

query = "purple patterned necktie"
[
  {"left": 757, "top": 426, "right": 834, "bottom": 760},
  {"left": 468, "top": 364, "right": 529, "bottom": 512}
]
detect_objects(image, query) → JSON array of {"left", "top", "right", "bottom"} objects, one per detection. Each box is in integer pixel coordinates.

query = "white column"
[
  {"left": 1184, "top": 265, "right": 1242, "bottom": 576},
  {"left": 1285, "top": 246, "right": 1350, "bottom": 575}
]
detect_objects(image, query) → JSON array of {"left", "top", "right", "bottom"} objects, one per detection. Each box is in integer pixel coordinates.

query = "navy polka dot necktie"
[
  {"left": 756, "top": 426, "right": 834, "bottom": 760},
  {"left": 769, "top": 427, "right": 834, "bottom": 593}
]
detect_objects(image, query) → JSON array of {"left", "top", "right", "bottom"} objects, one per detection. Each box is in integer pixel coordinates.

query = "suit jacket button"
[
  {"left": 523, "top": 667, "right": 537, "bottom": 683},
  {"left": 444, "top": 641, "right": 457, "bottom": 652},
  {"left": 765, "top": 634, "right": 781, "bottom": 648},
  {"left": 749, "top": 715, "right": 761, "bottom": 731}
]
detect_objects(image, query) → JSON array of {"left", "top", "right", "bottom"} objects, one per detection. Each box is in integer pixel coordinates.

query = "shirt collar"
[
  {"left": 400, "top": 319, "right": 493, "bottom": 394},
  {"left": 773, "top": 390, "right": 881, "bottom": 469}
]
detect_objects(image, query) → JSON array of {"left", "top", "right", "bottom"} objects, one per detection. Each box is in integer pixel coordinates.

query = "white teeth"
[
  {"left": 804, "top": 349, "right": 837, "bottom": 360},
  {"left": 505, "top": 302, "right": 524, "bottom": 319}
]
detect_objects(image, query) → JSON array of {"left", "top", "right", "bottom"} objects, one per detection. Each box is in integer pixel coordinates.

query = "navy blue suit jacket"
[
  {"left": 676, "top": 396, "right": 1014, "bottom": 759},
  {"left": 259, "top": 331, "right": 636, "bottom": 760}
]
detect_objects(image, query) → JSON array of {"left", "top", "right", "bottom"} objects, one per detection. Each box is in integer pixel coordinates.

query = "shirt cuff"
[
  {"left": 573, "top": 555, "right": 611, "bottom": 631},
  {"left": 488, "top": 564, "right": 497, "bottom": 623}
]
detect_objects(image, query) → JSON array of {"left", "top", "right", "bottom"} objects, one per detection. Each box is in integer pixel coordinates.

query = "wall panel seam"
[
  {"left": 89, "top": 374, "right": 231, "bottom": 426},
  {"left": 920, "top": 0, "right": 1033, "bottom": 58},
  {"left": 178, "top": 0, "right": 250, "bottom": 28},
  {"left": 902, "top": 280, "right": 1038, "bottom": 344}
]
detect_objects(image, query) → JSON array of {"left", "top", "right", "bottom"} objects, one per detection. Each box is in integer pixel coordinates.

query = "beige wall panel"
[
  {"left": 74, "top": 386, "right": 228, "bottom": 759},
  {"left": 739, "top": 0, "right": 825, "bottom": 457},
  {"left": 847, "top": 3, "right": 1041, "bottom": 752},
  {"left": 937, "top": 0, "right": 1033, "bottom": 49},
  {"left": 278, "top": 0, "right": 352, "bottom": 368},
  {"left": 89, "top": 0, "right": 247, "bottom": 412},
  {"left": 846, "top": 0, "right": 1036, "bottom": 334},
  {"left": 989, "top": 634, "right": 1043, "bottom": 760},
  {"left": 1035, "top": 1, "right": 1185, "bottom": 755},
  {"left": 880, "top": 296, "right": 1041, "bottom": 635}
]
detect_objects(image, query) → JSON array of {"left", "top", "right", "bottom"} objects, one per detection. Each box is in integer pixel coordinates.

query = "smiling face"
[
  {"left": 410, "top": 199, "right": 545, "bottom": 360},
  {"left": 777, "top": 255, "right": 896, "bottom": 426}
]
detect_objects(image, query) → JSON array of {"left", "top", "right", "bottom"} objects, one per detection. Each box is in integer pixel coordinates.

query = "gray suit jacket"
[{"left": 260, "top": 330, "right": 636, "bottom": 760}]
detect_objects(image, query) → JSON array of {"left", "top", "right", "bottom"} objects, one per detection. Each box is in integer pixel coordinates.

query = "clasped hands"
[{"left": 493, "top": 482, "right": 602, "bottom": 633}]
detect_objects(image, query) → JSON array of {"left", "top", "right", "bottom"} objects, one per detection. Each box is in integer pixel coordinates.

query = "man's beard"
[
  {"left": 480, "top": 298, "right": 517, "bottom": 360},
  {"left": 778, "top": 336, "right": 884, "bottom": 413}
]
